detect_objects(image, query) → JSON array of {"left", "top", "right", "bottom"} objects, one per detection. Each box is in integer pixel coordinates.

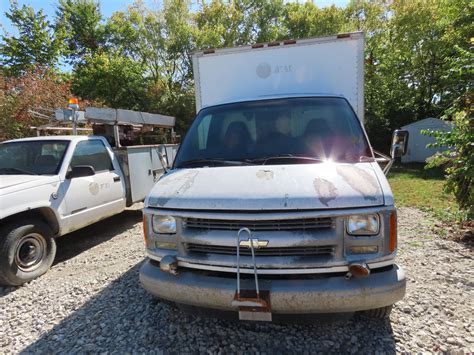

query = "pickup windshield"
[
  {"left": 174, "top": 97, "right": 372, "bottom": 168},
  {"left": 0, "top": 140, "right": 69, "bottom": 175}
]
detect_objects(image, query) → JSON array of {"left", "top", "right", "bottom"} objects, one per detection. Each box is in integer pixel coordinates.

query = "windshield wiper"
[
  {"left": 0, "top": 167, "right": 38, "bottom": 175},
  {"left": 249, "top": 154, "right": 325, "bottom": 165},
  {"left": 176, "top": 158, "right": 252, "bottom": 168}
]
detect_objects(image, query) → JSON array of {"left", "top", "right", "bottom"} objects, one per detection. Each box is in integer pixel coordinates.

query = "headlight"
[
  {"left": 152, "top": 215, "right": 176, "bottom": 234},
  {"left": 346, "top": 214, "right": 379, "bottom": 235}
]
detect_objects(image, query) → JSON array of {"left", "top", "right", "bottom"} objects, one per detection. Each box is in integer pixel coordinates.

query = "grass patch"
[
  {"left": 387, "top": 163, "right": 460, "bottom": 222},
  {"left": 407, "top": 241, "right": 423, "bottom": 248}
]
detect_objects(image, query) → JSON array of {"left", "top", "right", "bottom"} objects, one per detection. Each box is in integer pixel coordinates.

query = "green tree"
[
  {"left": 345, "top": 0, "right": 473, "bottom": 152},
  {"left": 345, "top": 1, "right": 393, "bottom": 150},
  {"left": 424, "top": 45, "right": 473, "bottom": 220},
  {"left": 72, "top": 52, "right": 146, "bottom": 109},
  {"left": 239, "top": 0, "right": 285, "bottom": 43},
  {"left": 195, "top": 0, "right": 286, "bottom": 48},
  {"left": 0, "top": 1, "right": 65, "bottom": 75},
  {"left": 104, "top": 0, "right": 196, "bottom": 133},
  {"left": 107, "top": 0, "right": 194, "bottom": 83},
  {"left": 282, "top": 2, "right": 344, "bottom": 39},
  {"left": 55, "top": 0, "right": 106, "bottom": 63},
  {"left": 195, "top": 0, "right": 250, "bottom": 48}
]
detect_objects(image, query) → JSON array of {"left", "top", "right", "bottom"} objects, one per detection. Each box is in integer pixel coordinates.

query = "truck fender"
[{"left": 0, "top": 207, "right": 61, "bottom": 237}]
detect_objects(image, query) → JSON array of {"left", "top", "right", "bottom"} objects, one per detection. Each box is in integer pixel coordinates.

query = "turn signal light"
[
  {"left": 389, "top": 211, "right": 397, "bottom": 253},
  {"left": 143, "top": 214, "right": 148, "bottom": 244},
  {"left": 346, "top": 262, "right": 370, "bottom": 279}
]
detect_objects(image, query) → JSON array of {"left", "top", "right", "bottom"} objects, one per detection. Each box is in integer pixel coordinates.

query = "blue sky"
[{"left": 1, "top": 0, "right": 350, "bottom": 35}]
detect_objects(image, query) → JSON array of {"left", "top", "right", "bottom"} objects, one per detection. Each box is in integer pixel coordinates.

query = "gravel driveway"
[{"left": 1, "top": 207, "right": 472, "bottom": 353}]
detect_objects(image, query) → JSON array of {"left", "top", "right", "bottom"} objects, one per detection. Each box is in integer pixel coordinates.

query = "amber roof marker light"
[{"left": 337, "top": 33, "right": 351, "bottom": 39}]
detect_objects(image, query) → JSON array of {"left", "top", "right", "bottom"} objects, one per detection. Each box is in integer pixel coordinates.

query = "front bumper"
[{"left": 140, "top": 260, "right": 406, "bottom": 314}]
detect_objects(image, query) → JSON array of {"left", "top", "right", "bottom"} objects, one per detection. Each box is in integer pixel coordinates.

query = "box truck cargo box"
[{"left": 193, "top": 32, "right": 365, "bottom": 122}]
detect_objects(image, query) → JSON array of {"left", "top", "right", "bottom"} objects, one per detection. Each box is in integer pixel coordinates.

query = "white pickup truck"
[
  {"left": 0, "top": 133, "right": 177, "bottom": 286},
  {"left": 140, "top": 32, "right": 410, "bottom": 321}
]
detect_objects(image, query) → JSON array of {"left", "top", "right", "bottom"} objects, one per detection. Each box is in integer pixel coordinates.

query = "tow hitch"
[{"left": 232, "top": 227, "right": 272, "bottom": 321}]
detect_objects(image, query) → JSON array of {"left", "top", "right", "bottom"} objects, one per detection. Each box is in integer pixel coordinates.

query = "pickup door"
[{"left": 63, "top": 139, "right": 125, "bottom": 232}]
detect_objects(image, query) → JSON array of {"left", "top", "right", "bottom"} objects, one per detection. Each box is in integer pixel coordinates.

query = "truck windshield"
[
  {"left": 0, "top": 140, "right": 69, "bottom": 175},
  {"left": 174, "top": 97, "right": 372, "bottom": 168}
]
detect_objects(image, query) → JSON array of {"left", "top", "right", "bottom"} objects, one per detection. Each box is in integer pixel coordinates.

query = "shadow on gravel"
[
  {"left": 0, "top": 209, "right": 142, "bottom": 298},
  {"left": 434, "top": 240, "right": 473, "bottom": 257},
  {"left": 21, "top": 261, "right": 397, "bottom": 354},
  {"left": 0, "top": 286, "right": 16, "bottom": 297},
  {"left": 53, "top": 208, "right": 142, "bottom": 265}
]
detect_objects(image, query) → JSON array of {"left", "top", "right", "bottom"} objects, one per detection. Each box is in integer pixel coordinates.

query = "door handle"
[{"left": 113, "top": 176, "right": 121, "bottom": 182}]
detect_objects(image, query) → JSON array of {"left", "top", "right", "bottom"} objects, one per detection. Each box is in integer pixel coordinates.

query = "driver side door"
[{"left": 62, "top": 139, "right": 124, "bottom": 232}]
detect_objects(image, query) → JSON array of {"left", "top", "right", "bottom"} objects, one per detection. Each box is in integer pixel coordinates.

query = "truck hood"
[
  {"left": 147, "top": 162, "right": 386, "bottom": 211},
  {"left": 0, "top": 175, "right": 60, "bottom": 195}
]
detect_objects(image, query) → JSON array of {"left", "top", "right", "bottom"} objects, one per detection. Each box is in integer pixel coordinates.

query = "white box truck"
[
  {"left": 140, "top": 32, "right": 409, "bottom": 321},
  {"left": 0, "top": 109, "right": 178, "bottom": 286}
]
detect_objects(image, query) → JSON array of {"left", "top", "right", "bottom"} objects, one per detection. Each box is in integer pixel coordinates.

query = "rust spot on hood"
[
  {"left": 256, "top": 170, "right": 274, "bottom": 180},
  {"left": 313, "top": 178, "right": 338, "bottom": 206},
  {"left": 336, "top": 166, "right": 380, "bottom": 201}
]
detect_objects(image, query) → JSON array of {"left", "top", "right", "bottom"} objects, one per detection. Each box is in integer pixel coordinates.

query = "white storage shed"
[{"left": 401, "top": 117, "right": 451, "bottom": 163}]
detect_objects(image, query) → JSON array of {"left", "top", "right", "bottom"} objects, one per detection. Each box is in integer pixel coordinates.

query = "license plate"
[{"left": 233, "top": 290, "right": 272, "bottom": 322}]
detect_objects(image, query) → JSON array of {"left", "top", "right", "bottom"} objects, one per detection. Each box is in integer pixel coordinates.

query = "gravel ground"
[{"left": 0, "top": 206, "right": 472, "bottom": 353}]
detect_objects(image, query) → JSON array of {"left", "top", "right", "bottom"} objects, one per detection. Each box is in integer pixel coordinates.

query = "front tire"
[
  {"left": 360, "top": 305, "right": 393, "bottom": 319},
  {"left": 0, "top": 220, "right": 56, "bottom": 286}
]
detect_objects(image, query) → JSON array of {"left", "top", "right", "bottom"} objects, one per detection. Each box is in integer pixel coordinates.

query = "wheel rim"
[{"left": 15, "top": 233, "right": 46, "bottom": 272}]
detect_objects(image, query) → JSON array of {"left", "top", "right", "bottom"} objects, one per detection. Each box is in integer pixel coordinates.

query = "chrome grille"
[
  {"left": 185, "top": 244, "right": 336, "bottom": 257},
  {"left": 184, "top": 217, "right": 334, "bottom": 231}
]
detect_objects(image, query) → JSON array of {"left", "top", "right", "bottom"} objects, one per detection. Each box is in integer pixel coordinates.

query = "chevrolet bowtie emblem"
[{"left": 239, "top": 238, "right": 269, "bottom": 249}]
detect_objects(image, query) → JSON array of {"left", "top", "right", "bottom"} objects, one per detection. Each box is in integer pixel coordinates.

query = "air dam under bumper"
[{"left": 139, "top": 260, "right": 406, "bottom": 314}]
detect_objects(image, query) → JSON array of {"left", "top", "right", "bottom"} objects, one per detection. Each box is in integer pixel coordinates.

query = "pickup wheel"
[
  {"left": 0, "top": 220, "right": 56, "bottom": 286},
  {"left": 360, "top": 305, "right": 393, "bottom": 320}
]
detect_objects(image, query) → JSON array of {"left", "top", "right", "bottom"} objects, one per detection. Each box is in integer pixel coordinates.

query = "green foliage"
[
  {"left": 195, "top": 0, "right": 285, "bottom": 47},
  {"left": 195, "top": 1, "right": 248, "bottom": 47},
  {"left": 282, "top": 2, "right": 344, "bottom": 39},
  {"left": 72, "top": 52, "right": 146, "bottom": 109},
  {"left": 55, "top": 0, "right": 105, "bottom": 63},
  {"left": 360, "top": 0, "right": 473, "bottom": 151},
  {"left": 424, "top": 109, "right": 473, "bottom": 220},
  {"left": 423, "top": 44, "right": 473, "bottom": 220},
  {"left": 104, "top": 0, "right": 196, "bottom": 134},
  {"left": 0, "top": 1, "right": 65, "bottom": 75}
]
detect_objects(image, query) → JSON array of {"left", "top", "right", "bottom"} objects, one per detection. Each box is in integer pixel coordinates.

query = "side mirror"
[
  {"left": 66, "top": 165, "right": 96, "bottom": 179},
  {"left": 390, "top": 130, "right": 409, "bottom": 158}
]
